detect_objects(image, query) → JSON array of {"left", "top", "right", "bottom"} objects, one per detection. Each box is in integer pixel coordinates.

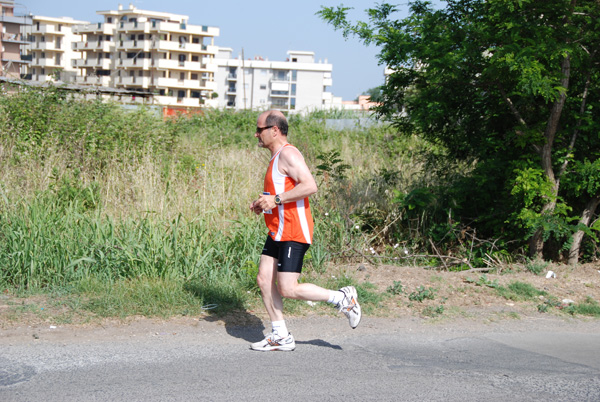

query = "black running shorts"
[{"left": 261, "top": 235, "right": 310, "bottom": 273}]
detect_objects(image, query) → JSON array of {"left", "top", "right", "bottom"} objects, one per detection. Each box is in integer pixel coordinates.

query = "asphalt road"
[{"left": 1, "top": 315, "right": 599, "bottom": 401}]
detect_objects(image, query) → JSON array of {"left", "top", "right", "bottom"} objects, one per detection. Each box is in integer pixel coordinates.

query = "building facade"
[
  {"left": 28, "top": 16, "right": 88, "bottom": 82},
  {"left": 73, "top": 4, "right": 219, "bottom": 108},
  {"left": 213, "top": 48, "right": 338, "bottom": 114},
  {"left": 0, "top": 0, "right": 31, "bottom": 79}
]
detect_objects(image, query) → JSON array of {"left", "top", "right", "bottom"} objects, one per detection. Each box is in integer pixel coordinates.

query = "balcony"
[
  {"left": 75, "top": 23, "right": 116, "bottom": 35},
  {"left": 74, "top": 41, "right": 113, "bottom": 52},
  {"left": 152, "top": 41, "right": 217, "bottom": 54},
  {"left": 31, "top": 57, "right": 62, "bottom": 68},
  {"left": 118, "top": 58, "right": 152, "bottom": 69},
  {"left": 153, "top": 59, "right": 217, "bottom": 73},
  {"left": 75, "top": 58, "right": 113, "bottom": 69},
  {"left": 1, "top": 33, "right": 29, "bottom": 44},
  {"left": 0, "top": 15, "right": 32, "bottom": 25},
  {"left": 153, "top": 77, "right": 216, "bottom": 91},
  {"left": 32, "top": 25, "right": 65, "bottom": 35},
  {"left": 150, "top": 21, "right": 219, "bottom": 37},
  {"left": 31, "top": 42, "right": 64, "bottom": 51},
  {"left": 75, "top": 75, "right": 113, "bottom": 86},
  {"left": 117, "top": 76, "right": 151, "bottom": 88},
  {"left": 226, "top": 73, "right": 237, "bottom": 81},
  {"left": 118, "top": 21, "right": 151, "bottom": 33},
  {"left": 323, "top": 77, "right": 333, "bottom": 87},
  {"left": 117, "top": 39, "right": 151, "bottom": 51}
]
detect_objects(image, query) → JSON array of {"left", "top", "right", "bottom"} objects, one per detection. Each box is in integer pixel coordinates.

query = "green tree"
[
  {"left": 319, "top": 0, "right": 600, "bottom": 263},
  {"left": 362, "top": 86, "right": 384, "bottom": 102}
]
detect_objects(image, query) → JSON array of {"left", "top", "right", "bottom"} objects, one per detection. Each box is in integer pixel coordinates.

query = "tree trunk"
[
  {"left": 568, "top": 196, "right": 600, "bottom": 265},
  {"left": 528, "top": 54, "right": 571, "bottom": 259}
]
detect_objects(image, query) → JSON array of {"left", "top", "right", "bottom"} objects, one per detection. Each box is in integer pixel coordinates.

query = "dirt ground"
[
  {"left": 347, "top": 261, "right": 600, "bottom": 318},
  {"left": 1, "top": 261, "right": 599, "bottom": 339}
]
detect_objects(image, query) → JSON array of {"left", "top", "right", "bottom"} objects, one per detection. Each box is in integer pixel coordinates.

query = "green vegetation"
[
  {"left": 496, "top": 281, "right": 547, "bottom": 302},
  {"left": 408, "top": 286, "right": 436, "bottom": 302},
  {"left": 0, "top": 84, "right": 434, "bottom": 320},
  {"left": 319, "top": 0, "right": 600, "bottom": 264},
  {"left": 1, "top": 79, "right": 596, "bottom": 322}
]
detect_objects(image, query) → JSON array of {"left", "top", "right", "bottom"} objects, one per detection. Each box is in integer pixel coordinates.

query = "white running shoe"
[
  {"left": 338, "top": 286, "right": 362, "bottom": 329},
  {"left": 250, "top": 332, "right": 296, "bottom": 352}
]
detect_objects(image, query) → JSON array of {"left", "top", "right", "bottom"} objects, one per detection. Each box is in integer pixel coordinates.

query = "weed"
[
  {"left": 386, "top": 281, "right": 405, "bottom": 295},
  {"left": 422, "top": 305, "right": 444, "bottom": 317},
  {"left": 409, "top": 286, "right": 436, "bottom": 302},
  {"left": 496, "top": 281, "right": 547, "bottom": 301},
  {"left": 465, "top": 275, "right": 499, "bottom": 289},
  {"left": 525, "top": 258, "right": 549, "bottom": 276},
  {"left": 571, "top": 297, "right": 600, "bottom": 317}
]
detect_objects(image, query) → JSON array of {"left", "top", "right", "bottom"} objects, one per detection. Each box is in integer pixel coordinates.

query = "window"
[
  {"left": 179, "top": 72, "right": 185, "bottom": 81},
  {"left": 191, "top": 55, "right": 199, "bottom": 62},
  {"left": 191, "top": 73, "right": 198, "bottom": 80},
  {"left": 260, "top": 84, "right": 266, "bottom": 90},
  {"left": 292, "top": 70, "right": 297, "bottom": 81},
  {"left": 107, "top": 17, "right": 112, "bottom": 23}
]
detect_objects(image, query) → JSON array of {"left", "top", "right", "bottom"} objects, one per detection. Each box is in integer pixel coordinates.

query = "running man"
[{"left": 249, "top": 110, "right": 361, "bottom": 352}]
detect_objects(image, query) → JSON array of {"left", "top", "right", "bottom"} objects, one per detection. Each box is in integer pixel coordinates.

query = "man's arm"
[
  {"left": 276, "top": 146, "right": 317, "bottom": 203},
  {"left": 252, "top": 147, "right": 317, "bottom": 212}
]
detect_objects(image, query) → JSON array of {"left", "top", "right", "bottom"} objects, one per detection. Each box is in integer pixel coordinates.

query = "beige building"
[
  {"left": 73, "top": 4, "right": 219, "bottom": 108},
  {"left": 0, "top": 0, "right": 31, "bottom": 78},
  {"left": 29, "top": 16, "right": 88, "bottom": 82}
]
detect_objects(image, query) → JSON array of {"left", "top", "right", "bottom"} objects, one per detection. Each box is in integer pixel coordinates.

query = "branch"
[
  {"left": 497, "top": 84, "right": 541, "bottom": 154},
  {"left": 558, "top": 49, "right": 596, "bottom": 180}
]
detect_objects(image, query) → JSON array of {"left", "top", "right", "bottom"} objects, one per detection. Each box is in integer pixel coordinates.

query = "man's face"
[{"left": 255, "top": 115, "right": 273, "bottom": 148}]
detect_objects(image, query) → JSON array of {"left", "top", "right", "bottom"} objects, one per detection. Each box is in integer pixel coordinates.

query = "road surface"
[{"left": 1, "top": 314, "right": 599, "bottom": 401}]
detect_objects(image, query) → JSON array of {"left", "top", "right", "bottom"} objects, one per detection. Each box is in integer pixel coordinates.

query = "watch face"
[{"left": 275, "top": 195, "right": 281, "bottom": 205}]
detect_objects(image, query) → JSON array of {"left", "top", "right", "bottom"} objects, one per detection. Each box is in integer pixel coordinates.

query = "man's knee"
[
  {"left": 256, "top": 273, "right": 270, "bottom": 290},
  {"left": 277, "top": 282, "right": 296, "bottom": 299}
]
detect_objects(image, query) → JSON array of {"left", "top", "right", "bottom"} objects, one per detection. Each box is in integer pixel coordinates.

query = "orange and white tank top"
[{"left": 263, "top": 144, "right": 314, "bottom": 244}]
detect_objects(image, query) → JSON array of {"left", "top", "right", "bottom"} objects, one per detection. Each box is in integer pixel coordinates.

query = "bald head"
[{"left": 261, "top": 110, "right": 288, "bottom": 136}]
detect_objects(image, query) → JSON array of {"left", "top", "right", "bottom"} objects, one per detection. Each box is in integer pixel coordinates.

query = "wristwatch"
[{"left": 274, "top": 194, "right": 282, "bottom": 205}]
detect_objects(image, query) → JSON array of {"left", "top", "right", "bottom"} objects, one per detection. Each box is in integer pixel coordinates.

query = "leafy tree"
[
  {"left": 319, "top": 0, "right": 600, "bottom": 263},
  {"left": 362, "top": 86, "right": 384, "bottom": 102}
]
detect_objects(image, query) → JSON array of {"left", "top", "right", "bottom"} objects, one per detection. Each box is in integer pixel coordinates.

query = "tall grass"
[{"left": 0, "top": 85, "right": 437, "bottom": 317}]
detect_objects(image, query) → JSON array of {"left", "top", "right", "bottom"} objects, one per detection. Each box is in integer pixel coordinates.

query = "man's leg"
[
  {"left": 276, "top": 272, "right": 331, "bottom": 301},
  {"left": 252, "top": 254, "right": 296, "bottom": 351},
  {"left": 256, "top": 254, "right": 284, "bottom": 322},
  {"left": 277, "top": 272, "right": 362, "bottom": 329}
]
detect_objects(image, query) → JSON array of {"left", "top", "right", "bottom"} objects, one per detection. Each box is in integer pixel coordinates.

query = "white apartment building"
[
  {"left": 213, "top": 48, "right": 338, "bottom": 114},
  {"left": 73, "top": 4, "right": 219, "bottom": 108},
  {"left": 28, "top": 16, "right": 88, "bottom": 82}
]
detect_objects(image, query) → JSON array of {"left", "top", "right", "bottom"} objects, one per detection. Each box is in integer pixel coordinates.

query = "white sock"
[
  {"left": 328, "top": 290, "right": 345, "bottom": 306},
  {"left": 271, "top": 320, "right": 288, "bottom": 337}
]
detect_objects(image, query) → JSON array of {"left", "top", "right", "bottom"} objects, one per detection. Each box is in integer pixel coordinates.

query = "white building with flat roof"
[
  {"left": 28, "top": 16, "right": 88, "bottom": 82},
  {"left": 73, "top": 3, "right": 219, "bottom": 108},
  {"left": 214, "top": 48, "right": 340, "bottom": 114}
]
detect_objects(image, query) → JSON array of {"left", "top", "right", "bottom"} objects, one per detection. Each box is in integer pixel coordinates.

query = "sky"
[{"left": 19, "top": 1, "right": 443, "bottom": 101}]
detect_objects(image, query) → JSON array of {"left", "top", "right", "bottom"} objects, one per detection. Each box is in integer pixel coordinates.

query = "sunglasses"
[{"left": 256, "top": 125, "right": 274, "bottom": 134}]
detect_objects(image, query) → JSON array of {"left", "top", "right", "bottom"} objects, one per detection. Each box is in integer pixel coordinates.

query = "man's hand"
[{"left": 250, "top": 194, "right": 276, "bottom": 215}]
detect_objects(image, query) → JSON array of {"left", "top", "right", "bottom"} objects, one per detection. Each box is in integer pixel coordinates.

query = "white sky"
[{"left": 19, "top": 0, "right": 444, "bottom": 101}]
